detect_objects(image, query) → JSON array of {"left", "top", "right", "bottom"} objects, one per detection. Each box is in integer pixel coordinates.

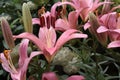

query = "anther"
[{"left": 3, "top": 50, "right": 11, "bottom": 60}]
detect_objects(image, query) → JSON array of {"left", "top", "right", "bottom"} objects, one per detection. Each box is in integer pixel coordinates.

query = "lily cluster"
[
  {"left": 0, "top": 0, "right": 120, "bottom": 80},
  {"left": 84, "top": 0, "right": 120, "bottom": 48}
]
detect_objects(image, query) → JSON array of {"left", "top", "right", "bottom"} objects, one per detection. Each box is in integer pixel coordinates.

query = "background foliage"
[{"left": 0, "top": 0, "right": 120, "bottom": 80}]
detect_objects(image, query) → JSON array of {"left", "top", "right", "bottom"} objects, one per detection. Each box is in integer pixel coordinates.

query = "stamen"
[
  {"left": 95, "top": 10, "right": 99, "bottom": 17},
  {"left": 47, "top": 16, "right": 50, "bottom": 29},
  {"left": 3, "top": 50, "right": 11, "bottom": 60},
  {"left": 0, "top": 54, "right": 2, "bottom": 63},
  {"left": 38, "top": 7, "right": 46, "bottom": 17},
  {"left": 38, "top": 7, "right": 46, "bottom": 27},
  {"left": 117, "top": 13, "right": 120, "bottom": 17},
  {"left": 0, "top": 59, "right": 2, "bottom": 63},
  {"left": 40, "top": 16, "right": 45, "bottom": 27},
  {"left": 51, "top": 17, "right": 55, "bottom": 28}
]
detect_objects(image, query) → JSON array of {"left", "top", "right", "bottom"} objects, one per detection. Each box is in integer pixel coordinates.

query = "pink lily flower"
[
  {"left": 97, "top": 12, "right": 120, "bottom": 41},
  {"left": 14, "top": 11, "right": 87, "bottom": 63},
  {"left": 32, "top": 2, "right": 82, "bottom": 31},
  {"left": 42, "top": 72, "right": 84, "bottom": 80},
  {"left": 17, "top": 8, "right": 88, "bottom": 63},
  {"left": 33, "top": 0, "right": 107, "bottom": 31},
  {"left": 13, "top": 28, "right": 87, "bottom": 63},
  {"left": 0, "top": 39, "right": 42, "bottom": 80},
  {"left": 52, "top": 1, "right": 83, "bottom": 31},
  {"left": 105, "top": 27, "right": 120, "bottom": 48},
  {"left": 84, "top": 12, "right": 108, "bottom": 46},
  {"left": 68, "top": 0, "right": 109, "bottom": 21},
  {"left": 96, "top": 12, "right": 120, "bottom": 48},
  {"left": 108, "top": 39, "right": 120, "bottom": 48},
  {"left": 83, "top": 0, "right": 120, "bottom": 30},
  {"left": 32, "top": 2, "right": 72, "bottom": 29}
]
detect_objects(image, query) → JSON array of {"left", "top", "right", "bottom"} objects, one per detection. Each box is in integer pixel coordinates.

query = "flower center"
[
  {"left": 38, "top": 7, "right": 56, "bottom": 28},
  {"left": 0, "top": 50, "right": 18, "bottom": 73}
]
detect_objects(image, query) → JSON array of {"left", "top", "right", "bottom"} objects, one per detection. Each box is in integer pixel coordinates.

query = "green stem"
[
  {"left": 45, "top": 62, "right": 51, "bottom": 72},
  {"left": 93, "top": 40, "right": 99, "bottom": 80}
]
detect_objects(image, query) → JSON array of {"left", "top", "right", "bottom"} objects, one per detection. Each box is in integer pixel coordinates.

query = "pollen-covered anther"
[
  {"left": 0, "top": 59, "right": 2, "bottom": 63},
  {"left": 38, "top": 7, "right": 46, "bottom": 17},
  {"left": 3, "top": 50, "right": 11, "bottom": 60},
  {"left": 0, "top": 54, "right": 2, "bottom": 63},
  {"left": 117, "top": 13, "right": 120, "bottom": 17}
]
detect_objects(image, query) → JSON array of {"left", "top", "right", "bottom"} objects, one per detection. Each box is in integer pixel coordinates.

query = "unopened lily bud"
[
  {"left": 26, "top": 1, "right": 37, "bottom": 10},
  {"left": 89, "top": 12, "right": 107, "bottom": 46},
  {"left": 32, "top": 0, "right": 49, "bottom": 5},
  {"left": 22, "top": 3, "right": 33, "bottom": 33},
  {"left": 1, "top": 18, "right": 15, "bottom": 50}
]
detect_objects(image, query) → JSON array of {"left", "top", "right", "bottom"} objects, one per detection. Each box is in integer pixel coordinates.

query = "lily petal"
[
  {"left": 108, "top": 41, "right": 120, "bottom": 48},
  {"left": 55, "top": 10, "right": 82, "bottom": 31},
  {"left": 112, "top": 29, "right": 120, "bottom": 34},
  {"left": 100, "top": 12, "right": 117, "bottom": 29},
  {"left": 55, "top": 19, "right": 70, "bottom": 31},
  {"left": 42, "top": 72, "right": 58, "bottom": 80},
  {"left": 110, "top": 5, "right": 120, "bottom": 12},
  {"left": 68, "top": 11, "right": 79, "bottom": 29},
  {"left": 20, "top": 51, "right": 42, "bottom": 78},
  {"left": 18, "top": 39, "right": 29, "bottom": 68},
  {"left": 0, "top": 53, "right": 14, "bottom": 73},
  {"left": 66, "top": 75, "right": 85, "bottom": 80},
  {"left": 92, "top": 0, "right": 111, "bottom": 11},
  {"left": 101, "top": 0, "right": 112, "bottom": 14},
  {"left": 97, "top": 26, "right": 108, "bottom": 33},
  {"left": 51, "top": 2, "right": 76, "bottom": 17},
  {"left": 84, "top": 22, "right": 91, "bottom": 30},
  {"left": 13, "top": 32, "right": 45, "bottom": 51},
  {"left": 32, "top": 18, "right": 40, "bottom": 25},
  {"left": 55, "top": 29, "right": 87, "bottom": 51},
  {"left": 39, "top": 27, "right": 56, "bottom": 48},
  {"left": 42, "top": 72, "right": 85, "bottom": 80}
]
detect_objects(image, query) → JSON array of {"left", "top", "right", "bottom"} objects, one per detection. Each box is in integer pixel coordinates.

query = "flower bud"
[
  {"left": 88, "top": 12, "right": 107, "bottom": 46},
  {"left": 1, "top": 18, "right": 15, "bottom": 50},
  {"left": 26, "top": 1, "right": 37, "bottom": 10},
  {"left": 22, "top": 3, "right": 33, "bottom": 33}
]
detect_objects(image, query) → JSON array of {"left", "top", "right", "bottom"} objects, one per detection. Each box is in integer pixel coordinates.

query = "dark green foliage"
[{"left": 0, "top": 0, "right": 120, "bottom": 80}]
